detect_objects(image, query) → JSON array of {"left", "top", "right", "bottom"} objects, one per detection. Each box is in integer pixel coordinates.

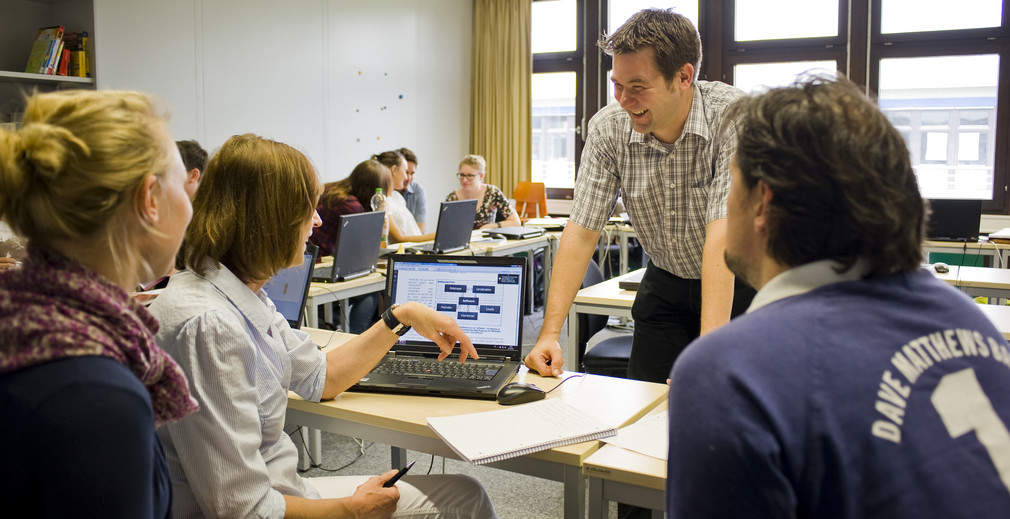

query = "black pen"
[{"left": 383, "top": 460, "right": 415, "bottom": 487}]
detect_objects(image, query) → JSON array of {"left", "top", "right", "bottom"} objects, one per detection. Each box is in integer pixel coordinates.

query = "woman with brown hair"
[{"left": 151, "top": 134, "right": 497, "bottom": 519}]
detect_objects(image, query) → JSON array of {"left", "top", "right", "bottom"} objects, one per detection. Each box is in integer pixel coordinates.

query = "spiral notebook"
[{"left": 426, "top": 398, "right": 617, "bottom": 465}]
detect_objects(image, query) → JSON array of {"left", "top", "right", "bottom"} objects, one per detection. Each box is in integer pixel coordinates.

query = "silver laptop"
[
  {"left": 352, "top": 254, "right": 527, "bottom": 399},
  {"left": 313, "top": 212, "right": 384, "bottom": 282},
  {"left": 262, "top": 244, "right": 318, "bottom": 329},
  {"left": 408, "top": 199, "right": 478, "bottom": 254}
]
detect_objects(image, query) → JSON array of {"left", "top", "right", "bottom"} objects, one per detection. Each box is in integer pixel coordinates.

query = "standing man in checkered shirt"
[{"left": 525, "top": 8, "right": 756, "bottom": 383}]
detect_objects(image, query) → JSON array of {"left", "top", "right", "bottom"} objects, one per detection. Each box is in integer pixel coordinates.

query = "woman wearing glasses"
[{"left": 446, "top": 154, "right": 520, "bottom": 230}]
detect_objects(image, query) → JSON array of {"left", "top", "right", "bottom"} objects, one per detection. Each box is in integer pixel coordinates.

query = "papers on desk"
[
  {"left": 427, "top": 399, "right": 617, "bottom": 465},
  {"left": 601, "top": 410, "right": 669, "bottom": 460}
]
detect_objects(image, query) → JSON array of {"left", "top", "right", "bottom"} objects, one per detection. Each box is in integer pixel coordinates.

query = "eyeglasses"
[{"left": 457, "top": 173, "right": 477, "bottom": 180}]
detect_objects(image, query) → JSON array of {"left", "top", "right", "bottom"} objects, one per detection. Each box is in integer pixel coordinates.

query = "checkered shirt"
[{"left": 570, "top": 81, "right": 743, "bottom": 279}]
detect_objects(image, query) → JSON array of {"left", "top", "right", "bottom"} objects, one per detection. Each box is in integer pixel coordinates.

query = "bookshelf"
[{"left": 0, "top": 0, "right": 95, "bottom": 126}]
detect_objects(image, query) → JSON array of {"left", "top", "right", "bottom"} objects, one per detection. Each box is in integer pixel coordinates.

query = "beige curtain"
[{"left": 470, "top": 0, "right": 531, "bottom": 199}]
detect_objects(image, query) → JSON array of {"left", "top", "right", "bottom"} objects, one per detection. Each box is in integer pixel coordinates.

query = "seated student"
[
  {"left": 150, "top": 134, "right": 497, "bottom": 518},
  {"left": 176, "top": 139, "right": 208, "bottom": 200},
  {"left": 667, "top": 76, "right": 1010, "bottom": 517},
  {"left": 446, "top": 154, "right": 520, "bottom": 230},
  {"left": 0, "top": 89, "right": 198, "bottom": 517},
  {"left": 309, "top": 159, "right": 388, "bottom": 332},
  {"left": 397, "top": 147, "right": 428, "bottom": 231},
  {"left": 372, "top": 150, "right": 435, "bottom": 244}
]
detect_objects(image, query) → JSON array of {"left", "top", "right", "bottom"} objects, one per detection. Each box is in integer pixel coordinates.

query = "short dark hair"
[
  {"left": 600, "top": 8, "right": 702, "bottom": 84},
  {"left": 397, "top": 147, "right": 418, "bottom": 165},
  {"left": 184, "top": 134, "right": 321, "bottom": 283},
  {"left": 728, "top": 75, "right": 924, "bottom": 277},
  {"left": 176, "top": 139, "right": 208, "bottom": 173}
]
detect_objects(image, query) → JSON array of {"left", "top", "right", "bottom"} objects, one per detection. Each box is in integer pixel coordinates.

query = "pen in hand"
[{"left": 383, "top": 460, "right": 415, "bottom": 487}]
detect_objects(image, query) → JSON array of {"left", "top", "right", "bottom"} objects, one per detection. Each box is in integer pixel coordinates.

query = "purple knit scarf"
[{"left": 0, "top": 246, "right": 198, "bottom": 426}]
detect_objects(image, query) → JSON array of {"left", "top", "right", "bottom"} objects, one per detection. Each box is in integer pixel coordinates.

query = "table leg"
[
  {"left": 296, "top": 428, "right": 311, "bottom": 470},
  {"left": 567, "top": 306, "right": 579, "bottom": 370},
  {"left": 588, "top": 477, "right": 605, "bottom": 519},
  {"left": 619, "top": 233, "right": 629, "bottom": 275},
  {"left": 339, "top": 300, "right": 350, "bottom": 332},
  {"left": 306, "top": 303, "right": 319, "bottom": 329},
  {"left": 562, "top": 464, "right": 586, "bottom": 519},
  {"left": 391, "top": 446, "right": 408, "bottom": 470}
]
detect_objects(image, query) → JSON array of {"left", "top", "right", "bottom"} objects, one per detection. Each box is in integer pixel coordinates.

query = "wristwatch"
[{"left": 382, "top": 304, "right": 412, "bottom": 336}]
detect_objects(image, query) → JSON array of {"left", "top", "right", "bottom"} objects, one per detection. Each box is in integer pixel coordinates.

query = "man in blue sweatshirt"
[{"left": 667, "top": 76, "right": 1010, "bottom": 518}]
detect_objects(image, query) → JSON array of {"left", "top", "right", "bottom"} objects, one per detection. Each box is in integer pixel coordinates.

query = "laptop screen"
[
  {"left": 926, "top": 199, "right": 982, "bottom": 242},
  {"left": 263, "top": 244, "right": 318, "bottom": 328},
  {"left": 386, "top": 254, "right": 525, "bottom": 357}
]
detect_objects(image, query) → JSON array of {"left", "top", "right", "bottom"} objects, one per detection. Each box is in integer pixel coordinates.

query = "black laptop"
[
  {"left": 351, "top": 254, "right": 527, "bottom": 399},
  {"left": 926, "top": 199, "right": 982, "bottom": 242},
  {"left": 313, "top": 212, "right": 384, "bottom": 282},
  {"left": 263, "top": 243, "right": 318, "bottom": 329},
  {"left": 407, "top": 199, "right": 478, "bottom": 254}
]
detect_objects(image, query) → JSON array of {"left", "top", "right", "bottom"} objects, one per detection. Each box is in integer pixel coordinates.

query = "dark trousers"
[{"left": 627, "top": 260, "right": 755, "bottom": 383}]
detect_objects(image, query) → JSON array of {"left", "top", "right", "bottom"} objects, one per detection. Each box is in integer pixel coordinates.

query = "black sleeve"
[{"left": 31, "top": 381, "right": 165, "bottom": 518}]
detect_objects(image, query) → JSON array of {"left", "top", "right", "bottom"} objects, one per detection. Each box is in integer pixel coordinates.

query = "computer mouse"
[
  {"left": 933, "top": 262, "right": 950, "bottom": 273},
  {"left": 496, "top": 382, "right": 546, "bottom": 405}
]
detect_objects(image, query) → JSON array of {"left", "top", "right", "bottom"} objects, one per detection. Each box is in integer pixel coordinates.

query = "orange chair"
[{"left": 513, "top": 181, "right": 547, "bottom": 220}]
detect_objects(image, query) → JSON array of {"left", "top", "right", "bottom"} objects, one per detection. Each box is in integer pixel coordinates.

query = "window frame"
[{"left": 536, "top": 0, "right": 1010, "bottom": 212}]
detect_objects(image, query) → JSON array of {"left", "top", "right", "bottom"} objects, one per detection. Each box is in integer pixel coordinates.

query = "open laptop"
[
  {"left": 407, "top": 199, "right": 478, "bottom": 254},
  {"left": 352, "top": 254, "right": 527, "bottom": 399},
  {"left": 263, "top": 243, "right": 318, "bottom": 329},
  {"left": 312, "top": 211, "right": 384, "bottom": 282},
  {"left": 926, "top": 199, "right": 982, "bottom": 242}
]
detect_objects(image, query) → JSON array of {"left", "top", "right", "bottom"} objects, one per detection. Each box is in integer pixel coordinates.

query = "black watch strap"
[{"left": 382, "top": 304, "right": 411, "bottom": 336}]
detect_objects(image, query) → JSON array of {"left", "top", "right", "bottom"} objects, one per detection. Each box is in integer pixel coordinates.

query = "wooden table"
[
  {"left": 584, "top": 401, "right": 667, "bottom": 519},
  {"left": 566, "top": 269, "right": 641, "bottom": 369},
  {"left": 304, "top": 272, "right": 386, "bottom": 329},
  {"left": 287, "top": 329, "right": 667, "bottom": 519},
  {"left": 932, "top": 264, "right": 1010, "bottom": 303}
]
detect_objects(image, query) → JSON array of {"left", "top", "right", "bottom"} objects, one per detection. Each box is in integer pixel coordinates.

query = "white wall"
[{"left": 94, "top": 0, "right": 471, "bottom": 230}]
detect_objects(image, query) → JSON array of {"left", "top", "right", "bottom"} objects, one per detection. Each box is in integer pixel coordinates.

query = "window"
[
  {"left": 735, "top": 0, "right": 838, "bottom": 41},
  {"left": 879, "top": 55, "right": 1000, "bottom": 199},
  {"left": 880, "top": 0, "right": 1002, "bottom": 33},
  {"left": 532, "top": 72, "right": 577, "bottom": 189},
  {"left": 533, "top": 0, "right": 1010, "bottom": 212},
  {"left": 733, "top": 60, "right": 838, "bottom": 92}
]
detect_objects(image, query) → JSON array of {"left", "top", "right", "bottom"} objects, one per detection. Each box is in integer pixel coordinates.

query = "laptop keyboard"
[{"left": 375, "top": 358, "right": 502, "bottom": 380}]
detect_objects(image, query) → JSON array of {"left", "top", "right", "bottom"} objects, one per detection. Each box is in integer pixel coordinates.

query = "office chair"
[
  {"left": 513, "top": 181, "right": 547, "bottom": 220},
  {"left": 577, "top": 261, "right": 633, "bottom": 378}
]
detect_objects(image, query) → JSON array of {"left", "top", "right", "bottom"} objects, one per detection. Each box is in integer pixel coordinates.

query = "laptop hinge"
[{"left": 479, "top": 355, "right": 511, "bottom": 362}]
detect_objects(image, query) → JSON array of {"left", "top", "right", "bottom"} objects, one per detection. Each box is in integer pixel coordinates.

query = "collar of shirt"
[
  {"left": 747, "top": 258, "right": 870, "bottom": 314},
  {"left": 196, "top": 259, "right": 276, "bottom": 335},
  {"left": 626, "top": 83, "right": 709, "bottom": 150}
]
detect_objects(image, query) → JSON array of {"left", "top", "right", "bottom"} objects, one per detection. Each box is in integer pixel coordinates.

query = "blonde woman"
[
  {"left": 446, "top": 154, "right": 521, "bottom": 230},
  {"left": 151, "top": 135, "right": 497, "bottom": 518},
  {"left": 0, "top": 90, "right": 198, "bottom": 517}
]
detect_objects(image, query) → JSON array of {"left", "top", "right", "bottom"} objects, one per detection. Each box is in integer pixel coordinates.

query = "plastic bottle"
[{"left": 370, "top": 188, "right": 389, "bottom": 248}]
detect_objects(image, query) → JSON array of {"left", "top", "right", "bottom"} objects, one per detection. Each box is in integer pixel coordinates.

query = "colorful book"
[
  {"left": 46, "top": 40, "right": 65, "bottom": 75},
  {"left": 24, "top": 26, "right": 64, "bottom": 75},
  {"left": 56, "top": 48, "right": 70, "bottom": 76}
]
